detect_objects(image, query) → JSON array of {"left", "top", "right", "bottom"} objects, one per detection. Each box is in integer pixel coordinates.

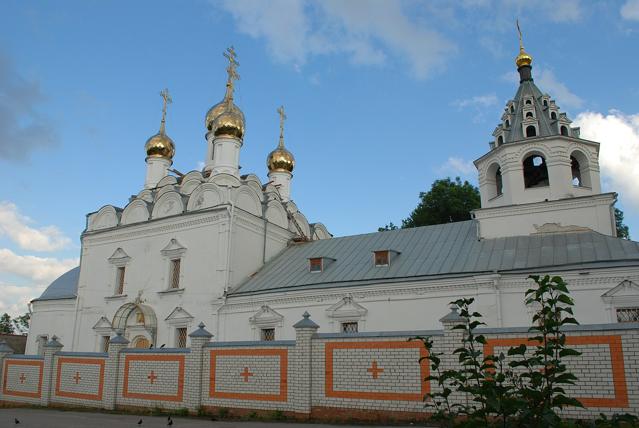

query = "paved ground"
[{"left": 0, "top": 408, "right": 409, "bottom": 428}]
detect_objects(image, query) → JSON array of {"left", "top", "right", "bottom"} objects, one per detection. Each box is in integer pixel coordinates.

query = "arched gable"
[
  {"left": 155, "top": 184, "right": 177, "bottom": 200},
  {"left": 187, "top": 182, "right": 224, "bottom": 211},
  {"left": 121, "top": 199, "right": 150, "bottom": 225},
  {"left": 234, "top": 186, "right": 262, "bottom": 217},
  {"left": 152, "top": 191, "right": 184, "bottom": 219},
  {"left": 265, "top": 199, "right": 288, "bottom": 229},
  {"left": 89, "top": 205, "right": 120, "bottom": 231},
  {"left": 291, "top": 211, "right": 311, "bottom": 238},
  {"left": 136, "top": 189, "right": 154, "bottom": 203},
  {"left": 242, "top": 174, "right": 264, "bottom": 197},
  {"left": 180, "top": 179, "right": 201, "bottom": 196},
  {"left": 311, "top": 223, "right": 332, "bottom": 240},
  {"left": 156, "top": 175, "right": 178, "bottom": 187},
  {"left": 208, "top": 172, "right": 241, "bottom": 188}
]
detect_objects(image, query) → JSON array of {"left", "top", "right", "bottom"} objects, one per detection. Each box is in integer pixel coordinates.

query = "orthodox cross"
[
  {"left": 159, "top": 88, "right": 172, "bottom": 130},
  {"left": 277, "top": 105, "right": 286, "bottom": 146},
  {"left": 223, "top": 46, "right": 240, "bottom": 99}
]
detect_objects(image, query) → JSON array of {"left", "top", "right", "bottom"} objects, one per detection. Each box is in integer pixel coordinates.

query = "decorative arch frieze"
[
  {"left": 89, "top": 205, "right": 120, "bottom": 231},
  {"left": 121, "top": 199, "right": 150, "bottom": 225},
  {"left": 208, "top": 172, "right": 241, "bottom": 188},
  {"left": 234, "top": 186, "right": 262, "bottom": 217},
  {"left": 151, "top": 191, "right": 184, "bottom": 219},
  {"left": 156, "top": 175, "right": 178, "bottom": 187},
  {"left": 187, "top": 182, "right": 224, "bottom": 211},
  {"left": 265, "top": 200, "right": 288, "bottom": 229}
]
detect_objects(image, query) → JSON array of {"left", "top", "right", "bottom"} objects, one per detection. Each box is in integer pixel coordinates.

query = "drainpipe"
[{"left": 491, "top": 273, "right": 503, "bottom": 327}]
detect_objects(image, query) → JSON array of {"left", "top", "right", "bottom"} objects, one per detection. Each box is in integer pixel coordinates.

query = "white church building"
[{"left": 26, "top": 42, "right": 639, "bottom": 354}]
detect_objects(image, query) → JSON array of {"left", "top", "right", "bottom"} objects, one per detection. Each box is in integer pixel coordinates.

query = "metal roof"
[
  {"left": 34, "top": 266, "right": 79, "bottom": 301},
  {"left": 230, "top": 221, "right": 639, "bottom": 296}
]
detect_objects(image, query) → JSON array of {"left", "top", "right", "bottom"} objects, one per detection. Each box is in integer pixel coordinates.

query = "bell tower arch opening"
[{"left": 523, "top": 153, "right": 549, "bottom": 188}]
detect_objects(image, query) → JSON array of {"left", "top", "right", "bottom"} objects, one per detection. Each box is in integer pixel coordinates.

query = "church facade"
[{"left": 26, "top": 42, "right": 639, "bottom": 354}]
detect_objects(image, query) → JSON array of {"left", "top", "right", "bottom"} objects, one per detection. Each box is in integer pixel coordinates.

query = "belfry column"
[
  {"left": 144, "top": 88, "right": 175, "bottom": 189},
  {"left": 203, "top": 47, "right": 245, "bottom": 178},
  {"left": 267, "top": 106, "right": 295, "bottom": 201}
]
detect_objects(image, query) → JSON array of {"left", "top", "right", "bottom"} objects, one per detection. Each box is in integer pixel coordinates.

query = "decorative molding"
[
  {"left": 249, "top": 305, "right": 284, "bottom": 329},
  {"left": 326, "top": 295, "right": 368, "bottom": 320},
  {"left": 108, "top": 248, "right": 131, "bottom": 266},
  {"left": 160, "top": 238, "right": 187, "bottom": 258},
  {"left": 165, "top": 306, "right": 194, "bottom": 327}
]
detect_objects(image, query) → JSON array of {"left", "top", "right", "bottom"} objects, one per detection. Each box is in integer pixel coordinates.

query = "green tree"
[
  {"left": 615, "top": 208, "right": 630, "bottom": 239},
  {"left": 400, "top": 177, "right": 480, "bottom": 229},
  {"left": 12, "top": 313, "right": 30, "bottom": 334},
  {"left": 0, "top": 313, "right": 15, "bottom": 334}
]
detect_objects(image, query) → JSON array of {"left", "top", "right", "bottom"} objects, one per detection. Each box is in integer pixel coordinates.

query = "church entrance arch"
[{"left": 112, "top": 302, "right": 157, "bottom": 347}]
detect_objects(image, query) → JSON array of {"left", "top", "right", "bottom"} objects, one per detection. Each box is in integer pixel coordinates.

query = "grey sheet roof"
[
  {"left": 34, "top": 266, "right": 79, "bottom": 301},
  {"left": 230, "top": 221, "right": 639, "bottom": 296}
]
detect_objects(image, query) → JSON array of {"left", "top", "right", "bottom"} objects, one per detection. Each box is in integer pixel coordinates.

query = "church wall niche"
[
  {"left": 187, "top": 182, "right": 224, "bottom": 211},
  {"left": 151, "top": 191, "right": 185, "bottom": 219},
  {"left": 121, "top": 199, "right": 150, "bottom": 225}
]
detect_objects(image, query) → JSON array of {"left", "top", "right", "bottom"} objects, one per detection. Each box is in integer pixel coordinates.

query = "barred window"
[
  {"left": 101, "top": 336, "right": 110, "bottom": 353},
  {"left": 616, "top": 307, "right": 639, "bottom": 323},
  {"left": 170, "top": 259, "right": 181, "bottom": 289},
  {"left": 341, "top": 322, "right": 358, "bottom": 333},
  {"left": 261, "top": 328, "right": 275, "bottom": 341},
  {"left": 116, "top": 266, "right": 125, "bottom": 295},
  {"left": 176, "top": 327, "right": 187, "bottom": 348}
]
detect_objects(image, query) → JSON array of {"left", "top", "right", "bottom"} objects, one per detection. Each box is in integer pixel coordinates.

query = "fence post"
[
  {"left": 439, "top": 305, "right": 467, "bottom": 405},
  {"left": 41, "top": 335, "right": 63, "bottom": 406},
  {"left": 103, "top": 331, "right": 129, "bottom": 410},
  {"left": 0, "top": 340, "right": 14, "bottom": 402},
  {"left": 186, "top": 322, "right": 213, "bottom": 413},
  {"left": 293, "top": 311, "right": 319, "bottom": 416}
]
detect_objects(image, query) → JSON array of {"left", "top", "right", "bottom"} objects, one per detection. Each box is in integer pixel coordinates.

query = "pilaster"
[{"left": 0, "top": 340, "right": 14, "bottom": 401}]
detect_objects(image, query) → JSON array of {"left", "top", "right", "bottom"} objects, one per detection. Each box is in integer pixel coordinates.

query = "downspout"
[
  {"left": 491, "top": 273, "right": 503, "bottom": 327},
  {"left": 218, "top": 198, "right": 235, "bottom": 339}
]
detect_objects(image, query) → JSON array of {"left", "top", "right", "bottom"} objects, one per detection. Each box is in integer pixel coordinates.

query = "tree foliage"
[
  {"left": 0, "top": 312, "right": 30, "bottom": 334},
  {"left": 379, "top": 177, "right": 480, "bottom": 231},
  {"left": 615, "top": 208, "right": 630, "bottom": 239},
  {"left": 0, "top": 313, "right": 14, "bottom": 334}
]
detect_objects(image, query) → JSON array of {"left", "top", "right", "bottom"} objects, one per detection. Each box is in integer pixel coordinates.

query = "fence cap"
[
  {"left": 293, "top": 311, "right": 319, "bottom": 329},
  {"left": 0, "top": 339, "right": 14, "bottom": 353},
  {"left": 110, "top": 330, "right": 130, "bottom": 345},
  {"left": 189, "top": 322, "right": 213, "bottom": 338},
  {"left": 439, "top": 305, "right": 466, "bottom": 324},
  {"left": 45, "top": 335, "right": 63, "bottom": 348}
]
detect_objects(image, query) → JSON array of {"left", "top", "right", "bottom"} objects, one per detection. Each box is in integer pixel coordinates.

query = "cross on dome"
[
  {"left": 223, "top": 46, "right": 240, "bottom": 101},
  {"left": 277, "top": 105, "right": 286, "bottom": 147},
  {"left": 159, "top": 88, "right": 172, "bottom": 135}
]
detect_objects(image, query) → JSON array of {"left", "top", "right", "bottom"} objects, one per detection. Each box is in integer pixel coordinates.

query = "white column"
[
  {"left": 204, "top": 132, "right": 242, "bottom": 177},
  {"left": 145, "top": 157, "right": 171, "bottom": 189},
  {"left": 268, "top": 170, "right": 292, "bottom": 202}
]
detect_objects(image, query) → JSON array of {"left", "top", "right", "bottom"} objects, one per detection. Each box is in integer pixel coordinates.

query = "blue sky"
[{"left": 1, "top": 0, "right": 639, "bottom": 316}]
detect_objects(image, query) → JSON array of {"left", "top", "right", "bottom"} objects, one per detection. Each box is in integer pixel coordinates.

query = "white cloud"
[
  {"left": 0, "top": 201, "right": 71, "bottom": 252},
  {"left": 573, "top": 111, "right": 639, "bottom": 209},
  {"left": 452, "top": 94, "right": 498, "bottom": 109},
  {"left": 621, "top": 0, "right": 639, "bottom": 20},
  {"left": 0, "top": 248, "right": 78, "bottom": 283},
  {"left": 439, "top": 157, "right": 476, "bottom": 176},
  {"left": 216, "top": 0, "right": 456, "bottom": 79},
  {"left": 0, "top": 282, "right": 46, "bottom": 317},
  {"left": 535, "top": 69, "right": 584, "bottom": 110}
]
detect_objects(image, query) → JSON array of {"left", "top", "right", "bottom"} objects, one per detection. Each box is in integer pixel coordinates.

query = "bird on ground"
[
  {"left": 137, "top": 418, "right": 143, "bottom": 425},
  {"left": 167, "top": 416, "right": 173, "bottom": 426},
  {"left": 14, "top": 418, "right": 19, "bottom": 424}
]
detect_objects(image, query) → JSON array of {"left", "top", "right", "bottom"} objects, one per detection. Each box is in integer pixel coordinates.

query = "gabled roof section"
[
  {"left": 33, "top": 267, "right": 79, "bottom": 302},
  {"left": 230, "top": 221, "right": 639, "bottom": 296}
]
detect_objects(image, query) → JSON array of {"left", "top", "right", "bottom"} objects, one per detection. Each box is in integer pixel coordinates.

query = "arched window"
[
  {"left": 571, "top": 156, "right": 582, "bottom": 186},
  {"left": 495, "top": 167, "right": 503, "bottom": 196},
  {"left": 523, "top": 154, "right": 549, "bottom": 188},
  {"left": 497, "top": 135, "right": 503, "bottom": 146},
  {"left": 526, "top": 111, "right": 533, "bottom": 118},
  {"left": 561, "top": 126, "right": 569, "bottom": 136},
  {"left": 543, "top": 100, "right": 548, "bottom": 107},
  {"left": 486, "top": 163, "right": 503, "bottom": 199},
  {"left": 510, "top": 105, "right": 515, "bottom": 113},
  {"left": 525, "top": 99, "right": 532, "bottom": 105},
  {"left": 551, "top": 111, "right": 557, "bottom": 120},
  {"left": 526, "top": 125, "right": 537, "bottom": 137},
  {"left": 505, "top": 119, "right": 510, "bottom": 127}
]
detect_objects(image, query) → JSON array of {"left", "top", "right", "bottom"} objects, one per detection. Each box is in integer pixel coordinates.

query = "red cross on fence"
[
  {"left": 73, "top": 372, "right": 82, "bottom": 384},
  {"left": 19, "top": 373, "right": 26, "bottom": 384},
  {"left": 147, "top": 371, "right": 158, "bottom": 384},
  {"left": 240, "top": 367, "right": 253, "bottom": 382},
  {"left": 367, "top": 361, "right": 384, "bottom": 379}
]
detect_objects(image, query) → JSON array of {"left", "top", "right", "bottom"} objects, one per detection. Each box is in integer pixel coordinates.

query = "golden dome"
[
  {"left": 515, "top": 48, "right": 533, "bottom": 68},
  {"left": 205, "top": 99, "right": 229, "bottom": 131},
  {"left": 211, "top": 102, "right": 245, "bottom": 140},
  {"left": 267, "top": 146, "right": 295, "bottom": 173},
  {"left": 145, "top": 132, "right": 175, "bottom": 160}
]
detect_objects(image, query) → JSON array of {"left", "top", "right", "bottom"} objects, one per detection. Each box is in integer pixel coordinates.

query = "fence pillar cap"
[
  {"left": 0, "top": 339, "right": 14, "bottom": 353},
  {"left": 110, "top": 330, "right": 130, "bottom": 345},
  {"left": 439, "top": 305, "right": 466, "bottom": 323},
  {"left": 189, "top": 322, "right": 213, "bottom": 338},
  {"left": 293, "top": 311, "right": 319, "bottom": 329}
]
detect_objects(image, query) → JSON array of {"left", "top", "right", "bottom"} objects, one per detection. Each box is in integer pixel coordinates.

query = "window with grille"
[
  {"left": 309, "top": 258, "right": 322, "bottom": 273},
  {"left": 261, "top": 328, "right": 275, "bottom": 341},
  {"left": 169, "top": 259, "right": 181, "bottom": 289},
  {"left": 616, "top": 307, "right": 639, "bottom": 323},
  {"left": 116, "top": 266, "right": 125, "bottom": 295},
  {"left": 341, "top": 322, "right": 358, "bottom": 333},
  {"left": 176, "top": 327, "right": 187, "bottom": 348},
  {"left": 374, "top": 250, "right": 390, "bottom": 267},
  {"left": 101, "top": 336, "right": 110, "bottom": 353}
]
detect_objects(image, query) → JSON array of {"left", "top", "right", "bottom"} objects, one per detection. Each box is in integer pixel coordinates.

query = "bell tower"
[{"left": 472, "top": 23, "right": 617, "bottom": 239}]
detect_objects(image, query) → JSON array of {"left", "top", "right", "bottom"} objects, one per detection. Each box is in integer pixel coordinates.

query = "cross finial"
[
  {"left": 516, "top": 19, "right": 524, "bottom": 52},
  {"left": 223, "top": 46, "right": 240, "bottom": 101},
  {"left": 159, "top": 88, "right": 172, "bottom": 134},
  {"left": 277, "top": 105, "right": 287, "bottom": 147}
]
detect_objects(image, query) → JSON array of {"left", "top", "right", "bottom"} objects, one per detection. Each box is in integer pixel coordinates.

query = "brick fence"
[{"left": 1, "top": 311, "right": 637, "bottom": 421}]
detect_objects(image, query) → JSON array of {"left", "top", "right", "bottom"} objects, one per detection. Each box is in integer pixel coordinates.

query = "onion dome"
[
  {"left": 267, "top": 105, "right": 294, "bottom": 173},
  {"left": 145, "top": 88, "right": 175, "bottom": 160},
  {"left": 205, "top": 46, "right": 245, "bottom": 140}
]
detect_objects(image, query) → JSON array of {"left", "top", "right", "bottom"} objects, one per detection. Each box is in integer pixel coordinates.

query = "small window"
[
  {"left": 525, "top": 99, "right": 532, "bottom": 105},
  {"left": 101, "top": 336, "right": 110, "bottom": 353},
  {"left": 561, "top": 126, "right": 569, "bottom": 136},
  {"left": 525, "top": 111, "right": 533, "bottom": 118},
  {"left": 169, "top": 259, "right": 181, "bottom": 289},
  {"left": 551, "top": 111, "right": 557, "bottom": 120},
  {"left": 616, "top": 308, "right": 639, "bottom": 323},
  {"left": 374, "top": 250, "right": 390, "bottom": 267},
  {"left": 116, "top": 266, "right": 126, "bottom": 295},
  {"left": 261, "top": 328, "right": 275, "bottom": 341},
  {"left": 497, "top": 135, "right": 503, "bottom": 146},
  {"left": 510, "top": 105, "right": 515, "bottom": 113},
  {"left": 341, "top": 322, "right": 358, "bottom": 333},
  {"left": 495, "top": 167, "right": 503, "bottom": 196},
  {"left": 525, "top": 125, "right": 537, "bottom": 138},
  {"left": 543, "top": 100, "right": 548, "bottom": 107},
  {"left": 309, "top": 258, "right": 323, "bottom": 272},
  {"left": 176, "top": 327, "right": 187, "bottom": 348},
  {"left": 505, "top": 119, "right": 510, "bottom": 128}
]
